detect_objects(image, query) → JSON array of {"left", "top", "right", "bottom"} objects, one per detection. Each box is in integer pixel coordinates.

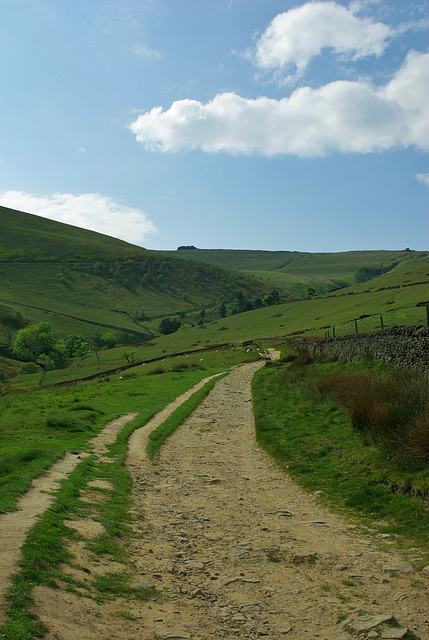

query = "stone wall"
[{"left": 304, "top": 325, "right": 429, "bottom": 371}]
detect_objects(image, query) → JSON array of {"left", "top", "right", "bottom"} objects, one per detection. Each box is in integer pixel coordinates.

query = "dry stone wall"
[{"left": 305, "top": 325, "right": 429, "bottom": 371}]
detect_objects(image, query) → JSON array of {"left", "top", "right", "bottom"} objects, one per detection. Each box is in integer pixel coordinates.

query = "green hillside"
[
  {"left": 2, "top": 253, "right": 426, "bottom": 391},
  {"left": 163, "top": 247, "right": 427, "bottom": 297},
  {"left": 0, "top": 207, "right": 269, "bottom": 346},
  {"left": 0, "top": 205, "right": 153, "bottom": 262}
]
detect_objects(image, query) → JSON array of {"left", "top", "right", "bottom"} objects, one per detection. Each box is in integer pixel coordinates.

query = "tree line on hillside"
[
  {"left": 62, "top": 256, "right": 266, "bottom": 304},
  {"left": 158, "top": 288, "right": 282, "bottom": 335}
]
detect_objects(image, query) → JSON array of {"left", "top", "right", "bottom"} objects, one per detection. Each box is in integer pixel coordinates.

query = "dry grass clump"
[
  {"left": 312, "top": 369, "right": 429, "bottom": 467},
  {"left": 147, "top": 365, "right": 166, "bottom": 375}
]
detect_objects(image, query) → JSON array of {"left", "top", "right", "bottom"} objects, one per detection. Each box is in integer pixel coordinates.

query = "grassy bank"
[{"left": 252, "top": 358, "right": 429, "bottom": 554}]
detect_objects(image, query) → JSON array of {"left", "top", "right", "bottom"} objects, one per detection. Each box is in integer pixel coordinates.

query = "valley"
[{"left": 0, "top": 206, "right": 428, "bottom": 640}]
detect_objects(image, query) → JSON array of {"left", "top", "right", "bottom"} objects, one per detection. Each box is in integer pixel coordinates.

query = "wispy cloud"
[
  {"left": 129, "top": 51, "right": 429, "bottom": 157},
  {"left": 133, "top": 43, "right": 162, "bottom": 58},
  {"left": 0, "top": 191, "right": 157, "bottom": 245},
  {"left": 416, "top": 173, "right": 429, "bottom": 187},
  {"left": 166, "top": 79, "right": 186, "bottom": 93}
]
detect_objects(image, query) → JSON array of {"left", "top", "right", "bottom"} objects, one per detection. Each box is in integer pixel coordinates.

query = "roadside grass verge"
[
  {"left": 146, "top": 373, "right": 227, "bottom": 459},
  {"left": 0, "top": 396, "right": 108, "bottom": 514},
  {"left": 0, "top": 437, "right": 156, "bottom": 639},
  {"left": 310, "top": 368, "right": 429, "bottom": 468},
  {"left": 252, "top": 359, "right": 429, "bottom": 553}
]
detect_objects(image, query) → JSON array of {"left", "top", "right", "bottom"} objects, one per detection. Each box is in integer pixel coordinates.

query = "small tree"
[
  {"left": 269, "top": 289, "right": 280, "bottom": 304},
  {"left": 64, "top": 334, "right": 90, "bottom": 358},
  {"left": 132, "top": 307, "right": 149, "bottom": 322},
  {"left": 12, "top": 322, "right": 58, "bottom": 362},
  {"left": 100, "top": 331, "right": 119, "bottom": 349},
  {"left": 159, "top": 317, "right": 181, "bottom": 335},
  {"left": 121, "top": 351, "right": 136, "bottom": 364},
  {"left": 218, "top": 302, "right": 226, "bottom": 318},
  {"left": 262, "top": 293, "right": 275, "bottom": 307},
  {"left": 37, "top": 354, "right": 56, "bottom": 385},
  {"left": 305, "top": 287, "right": 317, "bottom": 298}
]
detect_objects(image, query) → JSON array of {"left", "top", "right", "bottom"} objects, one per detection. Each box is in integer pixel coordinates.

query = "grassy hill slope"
[
  {"left": 163, "top": 247, "right": 427, "bottom": 297},
  {"left": 0, "top": 207, "right": 269, "bottom": 345},
  {"left": 3, "top": 254, "right": 427, "bottom": 390},
  {"left": 1, "top": 206, "right": 427, "bottom": 389},
  {"left": 0, "top": 205, "right": 154, "bottom": 262}
]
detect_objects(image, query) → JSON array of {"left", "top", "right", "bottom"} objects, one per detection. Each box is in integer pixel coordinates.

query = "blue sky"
[{"left": 0, "top": 0, "right": 427, "bottom": 252}]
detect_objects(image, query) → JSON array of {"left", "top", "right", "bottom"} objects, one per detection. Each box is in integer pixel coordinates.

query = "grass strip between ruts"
[{"left": 146, "top": 373, "right": 227, "bottom": 459}]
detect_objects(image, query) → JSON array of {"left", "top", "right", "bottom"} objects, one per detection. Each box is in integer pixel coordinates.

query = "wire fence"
[{"left": 323, "top": 304, "right": 429, "bottom": 339}]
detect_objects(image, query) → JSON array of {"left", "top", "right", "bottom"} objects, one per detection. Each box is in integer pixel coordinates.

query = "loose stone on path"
[{"left": 124, "top": 362, "right": 429, "bottom": 640}]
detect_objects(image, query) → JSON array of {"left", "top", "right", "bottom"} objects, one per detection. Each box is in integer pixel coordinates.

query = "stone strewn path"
[{"left": 126, "top": 363, "right": 428, "bottom": 639}]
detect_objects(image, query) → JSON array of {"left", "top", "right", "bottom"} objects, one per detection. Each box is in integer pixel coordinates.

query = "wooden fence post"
[
  {"left": 354, "top": 319, "right": 358, "bottom": 334},
  {"left": 332, "top": 325, "right": 336, "bottom": 338},
  {"left": 380, "top": 315, "right": 384, "bottom": 330}
]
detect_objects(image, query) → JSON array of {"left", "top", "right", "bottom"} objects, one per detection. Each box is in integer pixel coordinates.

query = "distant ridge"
[{"left": 162, "top": 247, "right": 428, "bottom": 297}]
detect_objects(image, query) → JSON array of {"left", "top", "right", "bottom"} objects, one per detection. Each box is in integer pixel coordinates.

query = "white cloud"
[
  {"left": 133, "top": 43, "right": 162, "bottom": 58},
  {"left": 129, "top": 51, "right": 429, "bottom": 157},
  {"left": 253, "top": 1, "right": 392, "bottom": 80},
  {"left": 416, "top": 173, "right": 429, "bottom": 187},
  {"left": 0, "top": 191, "right": 157, "bottom": 245}
]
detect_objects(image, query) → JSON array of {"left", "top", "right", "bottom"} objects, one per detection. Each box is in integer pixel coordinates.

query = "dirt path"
[{"left": 9, "top": 363, "right": 429, "bottom": 639}]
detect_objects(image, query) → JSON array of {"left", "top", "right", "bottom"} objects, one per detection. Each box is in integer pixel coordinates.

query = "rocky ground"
[{"left": 2, "top": 362, "right": 429, "bottom": 639}]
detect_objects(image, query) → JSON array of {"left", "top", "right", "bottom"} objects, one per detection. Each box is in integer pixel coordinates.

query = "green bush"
[
  {"left": 46, "top": 415, "right": 92, "bottom": 432},
  {"left": 19, "top": 362, "right": 40, "bottom": 374}
]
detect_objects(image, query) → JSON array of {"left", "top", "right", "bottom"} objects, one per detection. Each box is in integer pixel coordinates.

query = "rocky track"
[{"left": 123, "top": 362, "right": 429, "bottom": 640}]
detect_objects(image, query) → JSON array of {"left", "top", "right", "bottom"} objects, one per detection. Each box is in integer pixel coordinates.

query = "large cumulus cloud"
[{"left": 129, "top": 52, "right": 429, "bottom": 157}]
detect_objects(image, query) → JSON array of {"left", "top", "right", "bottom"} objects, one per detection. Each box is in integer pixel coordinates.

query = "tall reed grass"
[{"left": 311, "top": 368, "right": 429, "bottom": 467}]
